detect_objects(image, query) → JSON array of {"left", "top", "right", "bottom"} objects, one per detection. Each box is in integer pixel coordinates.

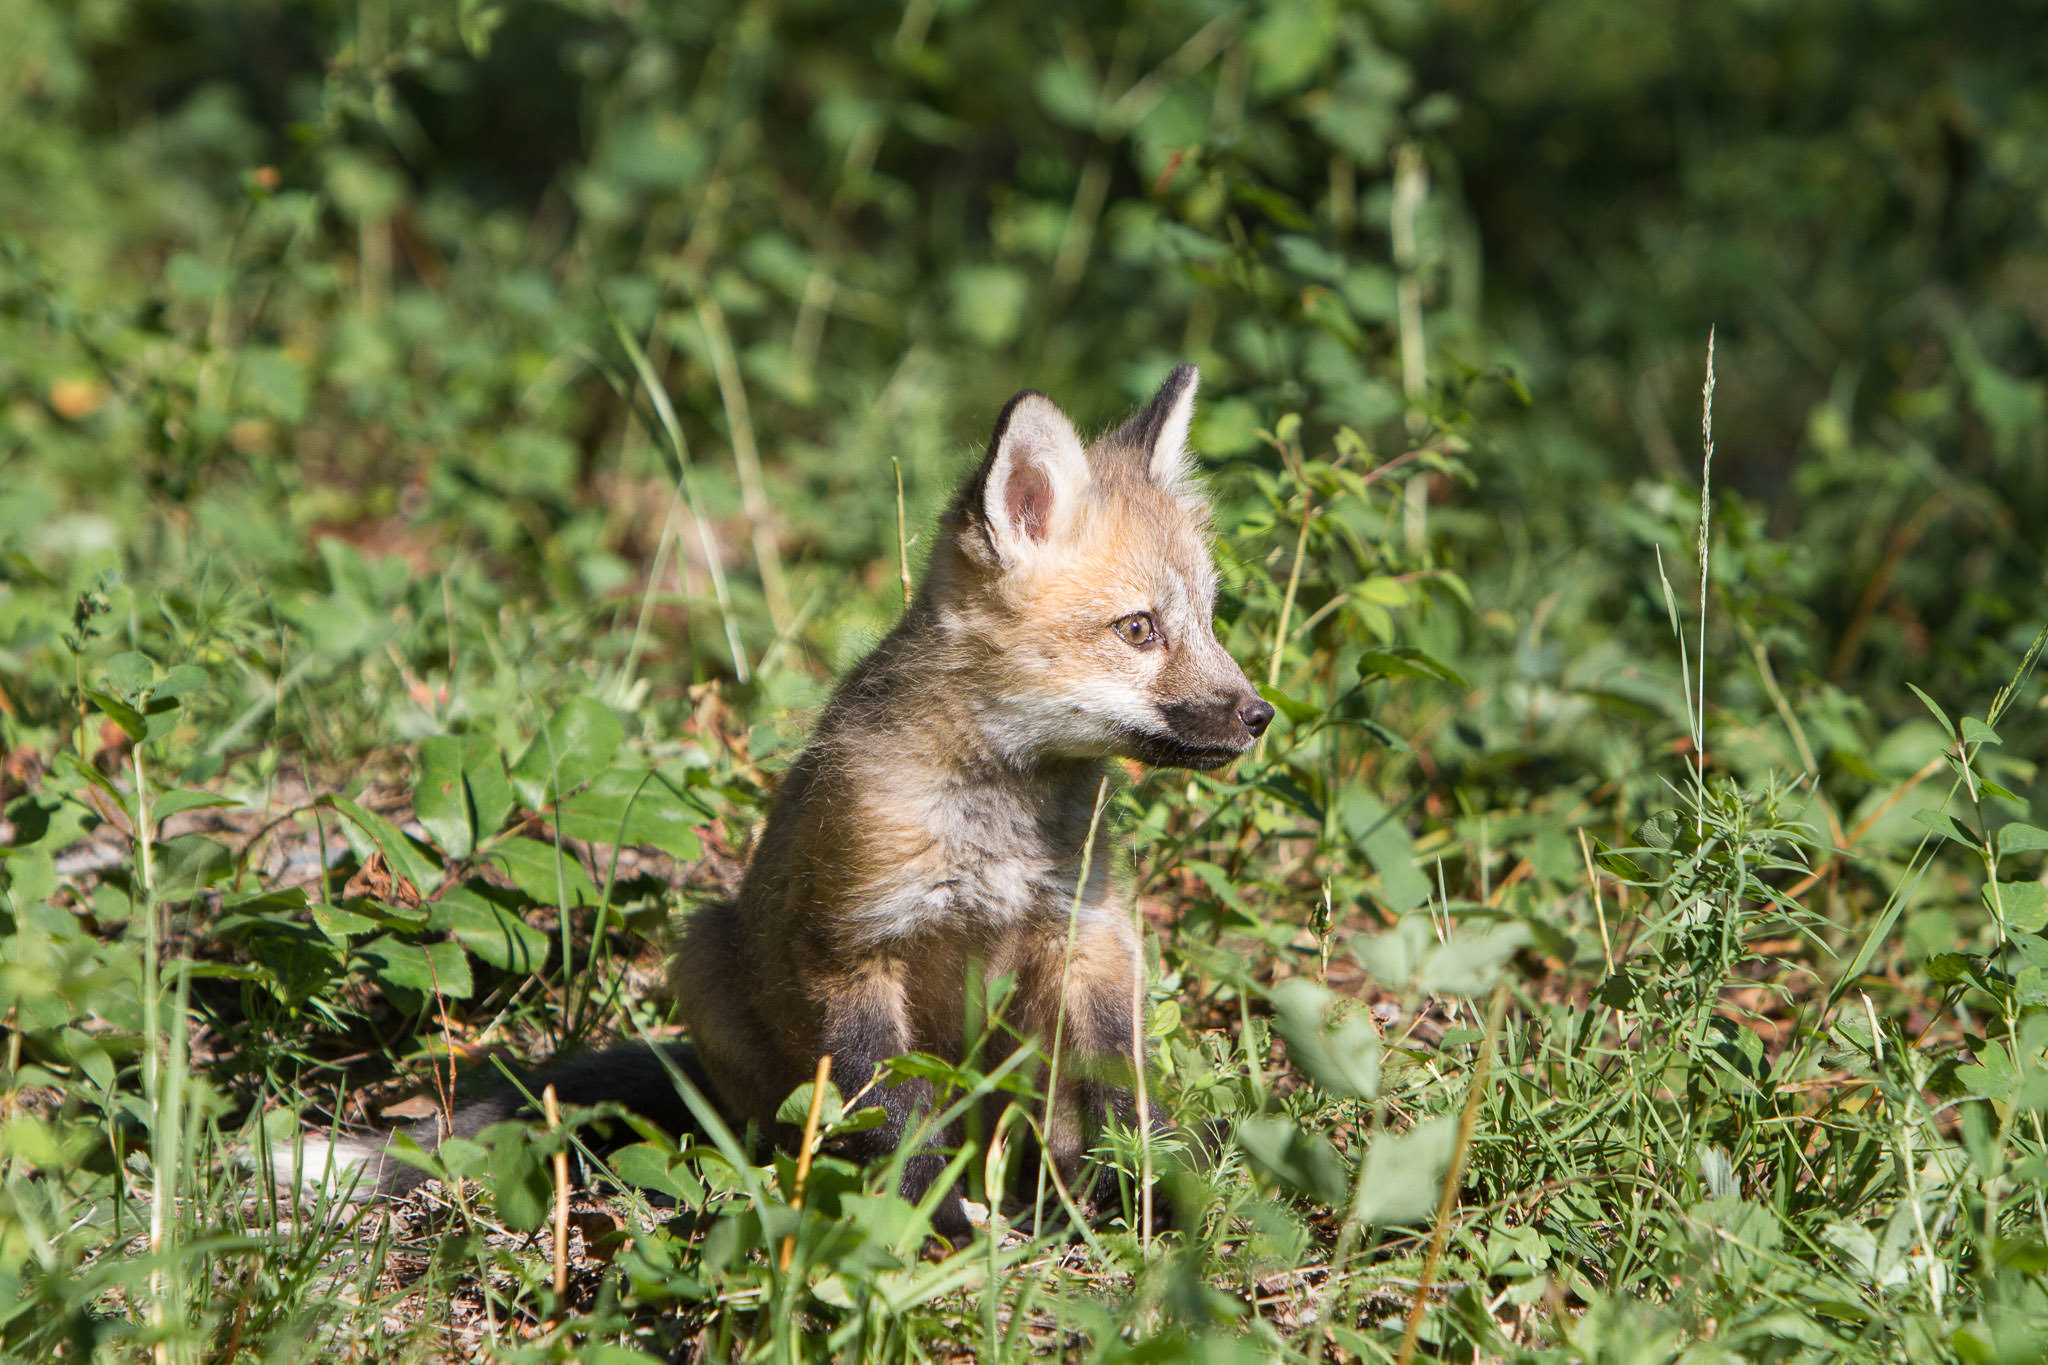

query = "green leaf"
[
  {"left": 354, "top": 936, "right": 473, "bottom": 1000},
  {"left": 462, "top": 735, "right": 515, "bottom": 841},
  {"left": 1985, "top": 881, "right": 2048, "bottom": 935},
  {"left": 147, "top": 789, "right": 242, "bottom": 824},
  {"left": 776, "top": 1079, "right": 844, "bottom": 1130},
  {"left": 1350, "top": 916, "right": 1437, "bottom": 992},
  {"left": 1911, "top": 809, "right": 1981, "bottom": 849},
  {"left": 82, "top": 690, "right": 145, "bottom": 743},
  {"left": 485, "top": 837, "right": 599, "bottom": 908},
  {"left": 1998, "top": 824, "right": 2048, "bottom": 857},
  {"left": 1905, "top": 684, "right": 1953, "bottom": 738},
  {"left": 1248, "top": 0, "right": 1337, "bottom": 97},
  {"left": 106, "top": 651, "right": 154, "bottom": 696},
  {"left": 1359, "top": 648, "right": 1470, "bottom": 690},
  {"left": 414, "top": 736, "right": 473, "bottom": 859},
  {"left": 155, "top": 664, "right": 208, "bottom": 699},
  {"left": 1235, "top": 1115, "right": 1349, "bottom": 1206},
  {"left": 610, "top": 1142, "right": 704, "bottom": 1207},
  {"left": 553, "top": 768, "right": 706, "bottom": 857},
  {"left": 1418, "top": 922, "right": 1529, "bottom": 997},
  {"left": 512, "top": 698, "right": 624, "bottom": 809},
  {"left": 1925, "top": 952, "right": 1975, "bottom": 984},
  {"left": 1259, "top": 684, "right": 1322, "bottom": 726},
  {"left": 1352, "top": 1117, "right": 1456, "bottom": 1226},
  {"left": 1339, "top": 788, "right": 1428, "bottom": 914},
  {"left": 427, "top": 884, "right": 549, "bottom": 973},
  {"left": 1961, "top": 717, "right": 2002, "bottom": 747},
  {"left": 1268, "top": 978, "right": 1381, "bottom": 1100},
  {"left": 481, "top": 1121, "right": 552, "bottom": 1232}
]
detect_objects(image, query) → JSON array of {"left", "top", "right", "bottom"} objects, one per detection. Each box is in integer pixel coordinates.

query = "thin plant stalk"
[
  {"left": 1694, "top": 327, "right": 1716, "bottom": 836},
  {"left": 609, "top": 311, "right": 750, "bottom": 683},
  {"left": 893, "top": 456, "right": 913, "bottom": 608},
  {"left": 1034, "top": 777, "right": 1113, "bottom": 1243},
  {"left": 1129, "top": 891, "right": 1154, "bottom": 1256},
  {"left": 1395, "top": 982, "right": 1510, "bottom": 1365},
  {"left": 135, "top": 742, "right": 174, "bottom": 1364},
  {"left": 697, "top": 299, "right": 791, "bottom": 631}
]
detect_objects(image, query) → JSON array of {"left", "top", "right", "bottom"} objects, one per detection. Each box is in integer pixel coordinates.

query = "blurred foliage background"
[{"left": 6, "top": 0, "right": 2044, "bottom": 728}]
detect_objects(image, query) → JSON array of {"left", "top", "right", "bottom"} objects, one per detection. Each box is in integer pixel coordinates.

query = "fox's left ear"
[{"left": 1112, "top": 364, "right": 1199, "bottom": 487}]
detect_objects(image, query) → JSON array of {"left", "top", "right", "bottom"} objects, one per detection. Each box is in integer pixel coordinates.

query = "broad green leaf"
[
  {"left": 1235, "top": 1115, "right": 1349, "bottom": 1206},
  {"left": 481, "top": 1120, "right": 552, "bottom": 1232},
  {"left": 106, "top": 651, "right": 154, "bottom": 696},
  {"left": 1350, "top": 916, "right": 1436, "bottom": 991},
  {"left": 1419, "top": 922, "right": 1529, "bottom": 997},
  {"left": 1961, "top": 717, "right": 2002, "bottom": 747},
  {"left": 485, "top": 836, "right": 599, "bottom": 908},
  {"left": 1910, "top": 809, "right": 1979, "bottom": 849},
  {"left": 151, "top": 663, "right": 205, "bottom": 698},
  {"left": 1984, "top": 881, "right": 2048, "bottom": 935},
  {"left": 82, "top": 690, "right": 145, "bottom": 743},
  {"left": 414, "top": 736, "right": 473, "bottom": 858},
  {"left": 1998, "top": 824, "right": 2048, "bottom": 857},
  {"left": 610, "top": 1142, "right": 704, "bottom": 1206},
  {"left": 512, "top": 697, "right": 624, "bottom": 808},
  {"left": 1268, "top": 977, "right": 1381, "bottom": 1100},
  {"left": 1351, "top": 1116, "right": 1455, "bottom": 1226},
  {"left": 354, "top": 936, "right": 473, "bottom": 1000},
  {"left": 554, "top": 768, "right": 706, "bottom": 856},
  {"left": 428, "top": 884, "right": 549, "bottom": 973},
  {"left": 462, "top": 735, "right": 515, "bottom": 840},
  {"left": 1339, "top": 787, "right": 1428, "bottom": 914},
  {"left": 1924, "top": 952, "right": 1975, "bottom": 984},
  {"left": 776, "top": 1079, "right": 845, "bottom": 1130}
]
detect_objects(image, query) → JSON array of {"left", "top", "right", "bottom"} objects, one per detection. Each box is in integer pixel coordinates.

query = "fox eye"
[{"left": 1111, "top": 612, "right": 1161, "bottom": 648}]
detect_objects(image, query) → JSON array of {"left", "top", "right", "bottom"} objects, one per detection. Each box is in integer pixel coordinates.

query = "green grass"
[{"left": 5, "top": 2, "right": 2048, "bottom": 1362}]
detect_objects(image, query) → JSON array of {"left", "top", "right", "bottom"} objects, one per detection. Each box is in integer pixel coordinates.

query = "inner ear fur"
[
  {"left": 1110, "top": 363, "right": 1199, "bottom": 487},
  {"left": 975, "top": 390, "right": 1090, "bottom": 562}
]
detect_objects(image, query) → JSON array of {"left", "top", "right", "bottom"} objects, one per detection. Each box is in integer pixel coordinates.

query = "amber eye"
[{"left": 1111, "top": 612, "right": 1161, "bottom": 648}]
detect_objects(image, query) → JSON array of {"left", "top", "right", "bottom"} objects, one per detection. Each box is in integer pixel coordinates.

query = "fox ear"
[
  {"left": 1112, "top": 364, "right": 1199, "bottom": 487},
  {"left": 979, "top": 390, "right": 1090, "bottom": 562}
]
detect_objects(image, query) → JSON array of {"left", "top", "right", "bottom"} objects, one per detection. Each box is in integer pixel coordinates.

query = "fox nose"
[{"left": 1238, "top": 697, "right": 1274, "bottom": 738}]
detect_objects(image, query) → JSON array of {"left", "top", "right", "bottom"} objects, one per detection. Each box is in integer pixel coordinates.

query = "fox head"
[{"left": 932, "top": 365, "right": 1273, "bottom": 770}]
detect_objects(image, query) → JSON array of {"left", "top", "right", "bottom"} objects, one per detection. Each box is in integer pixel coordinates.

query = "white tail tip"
[{"left": 262, "top": 1134, "right": 386, "bottom": 1202}]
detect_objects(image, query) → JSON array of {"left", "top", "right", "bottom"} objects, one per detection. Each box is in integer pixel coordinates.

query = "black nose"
[{"left": 1239, "top": 697, "right": 1274, "bottom": 738}]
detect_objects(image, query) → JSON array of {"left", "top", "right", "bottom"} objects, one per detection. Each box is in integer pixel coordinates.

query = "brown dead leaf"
[
  {"left": 569, "top": 1208, "right": 629, "bottom": 1264},
  {"left": 344, "top": 850, "right": 423, "bottom": 908}
]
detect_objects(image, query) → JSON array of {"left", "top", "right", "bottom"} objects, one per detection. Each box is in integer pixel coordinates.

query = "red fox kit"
[{"left": 287, "top": 366, "right": 1271, "bottom": 1240}]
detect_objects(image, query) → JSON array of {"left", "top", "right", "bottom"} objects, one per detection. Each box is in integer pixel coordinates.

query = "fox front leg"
[
  {"left": 1039, "top": 922, "right": 1172, "bottom": 1230},
  {"left": 818, "top": 964, "right": 974, "bottom": 1247}
]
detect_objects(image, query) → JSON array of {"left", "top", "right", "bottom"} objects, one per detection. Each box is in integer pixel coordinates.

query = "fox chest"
[{"left": 838, "top": 798, "right": 1109, "bottom": 948}]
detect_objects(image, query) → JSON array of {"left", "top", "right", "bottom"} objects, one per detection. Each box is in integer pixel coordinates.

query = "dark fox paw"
[{"left": 927, "top": 1189, "right": 976, "bottom": 1250}]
